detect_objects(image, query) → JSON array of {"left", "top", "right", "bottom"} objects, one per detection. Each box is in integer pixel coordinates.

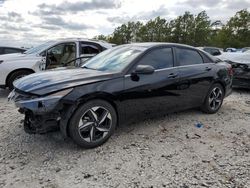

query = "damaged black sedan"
[
  {"left": 221, "top": 54, "right": 250, "bottom": 89},
  {"left": 9, "top": 43, "right": 233, "bottom": 148}
]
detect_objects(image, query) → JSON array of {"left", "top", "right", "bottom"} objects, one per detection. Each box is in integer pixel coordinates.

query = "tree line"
[{"left": 94, "top": 9, "right": 250, "bottom": 49}]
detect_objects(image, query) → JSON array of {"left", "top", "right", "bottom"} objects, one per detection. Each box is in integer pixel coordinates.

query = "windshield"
[
  {"left": 24, "top": 41, "right": 56, "bottom": 54},
  {"left": 82, "top": 45, "right": 146, "bottom": 72}
]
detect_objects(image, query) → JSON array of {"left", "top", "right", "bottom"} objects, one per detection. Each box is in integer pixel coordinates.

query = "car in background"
[
  {"left": 225, "top": 48, "right": 245, "bottom": 52},
  {"left": 218, "top": 53, "right": 250, "bottom": 89},
  {"left": 242, "top": 47, "right": 250, "bottom": 53},
  {"left": 0, "top": 46, "right": 26, "bottom": 55},
  {"left": 0, "top": 38, "right": 113, "bottom": 89},
  {"left": 197, "top": 47, "right": 223, "bottom": 56},
  {"left": 225, "top": 48, "right": 237, "bottom": 52},
  {"left": 9, "top": 43, "right": 233, "bottom": 148}
]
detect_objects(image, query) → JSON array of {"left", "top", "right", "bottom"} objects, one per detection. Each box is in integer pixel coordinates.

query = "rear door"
[
  {"left": 175, "top": 47, "right": 215, "bottom": 108},
  {"left": 121, "top": 47, "right": 180, "bottom": 122}
]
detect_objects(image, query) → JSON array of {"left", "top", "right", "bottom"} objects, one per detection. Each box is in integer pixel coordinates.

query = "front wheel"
[
  {"left": 201, "top": 83, "right": 225, "bottom": 114},
  {"left": 69, "top": 100, "right": 117, "bottom": 148}
]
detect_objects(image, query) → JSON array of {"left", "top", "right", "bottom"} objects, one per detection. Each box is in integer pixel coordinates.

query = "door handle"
[
  {"left": 205, "top": 67, "right": 212, "bottom": 71},
  {"left": 168, "top": 73, "right": 178, "bottom": 78}
]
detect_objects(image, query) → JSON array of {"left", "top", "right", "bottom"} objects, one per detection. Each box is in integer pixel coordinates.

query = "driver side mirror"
[{"left": 133, "top": 65, "right": 155, "bottom": 75}]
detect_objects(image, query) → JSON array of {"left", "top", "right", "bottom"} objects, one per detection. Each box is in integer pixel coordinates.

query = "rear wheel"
[
  {"left": 201, "top": 83, "right": 225, "bottom": 114},
  {"left": 7, "top": 70, "right": 33, "bottom": 90},
  {"left": 69, "top": 100, "right": 117, "bottom": 148}
]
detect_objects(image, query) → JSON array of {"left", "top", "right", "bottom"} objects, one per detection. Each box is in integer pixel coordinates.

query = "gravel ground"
[{"left": 0, "top": 89, "right": 250, "bottom": 188}]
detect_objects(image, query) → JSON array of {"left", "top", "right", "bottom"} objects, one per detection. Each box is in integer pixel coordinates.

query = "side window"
[
  {"left": 81, "top": 43, "right": 100, "bottom": 56},
  {"left": 137, "top": 48, "right": 173, "bottom": 70},
  {"left": 203, "top": 48, "right": 212, "bottom": 54},
  {"left": 0, "top": 48, "right": 3, "bottom": 55},
  {"left": 210, "top": 49, "right": 221, "bottom": 56},
  {"left": 46, "top": 43, "right": 76, "bottom": 69},
  {"left": 176, "top": 48, "right": 204, "bottom": 66},
  {"left": 4, "top": 48, "right": 21, "bottom": 54}
]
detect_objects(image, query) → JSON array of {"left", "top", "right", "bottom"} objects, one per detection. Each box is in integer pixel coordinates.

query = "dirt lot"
[{"left": 0, "top": 89, "right": 250, "bottom": 188}]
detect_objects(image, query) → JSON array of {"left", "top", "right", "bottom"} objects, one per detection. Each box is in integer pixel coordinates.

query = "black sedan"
[{"left": 9, "top": 43, "right": 233, "bottom": 148}]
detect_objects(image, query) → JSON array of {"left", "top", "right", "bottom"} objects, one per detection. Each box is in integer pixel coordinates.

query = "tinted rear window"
[{"left": 176, "top": 48, "right": 204, "bottom": 66}]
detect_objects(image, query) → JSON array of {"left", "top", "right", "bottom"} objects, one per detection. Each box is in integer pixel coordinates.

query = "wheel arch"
[
  {"left": 6, "top": 68, "right": 35, "bottom": 86},
  {"left": 201, "top": 80, "right": 226, "bottom": 105},
  {"left": 60, "top": 92, "right": 120, "bottom": 138},
  {"left": 213, "top": 80, "right": 226, "bottom": 94}
]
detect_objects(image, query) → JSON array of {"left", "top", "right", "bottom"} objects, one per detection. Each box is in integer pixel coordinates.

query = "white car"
[
  {"left": 197, "top": 47, "right": 223, "bottom": 56},
  {"left": 0, "top": 38, "right": 113, "bottom": 89}
]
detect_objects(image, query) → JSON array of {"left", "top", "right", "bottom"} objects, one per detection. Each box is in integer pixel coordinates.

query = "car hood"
[
  {"left": 218, "top": 53, "right": 250, "bottom": 65},
  {"left": 0, "top": 53, "right": 35, "bottom": 61},
  {"left": 14, "top": 68, "right": 119, "bottom": 95}
]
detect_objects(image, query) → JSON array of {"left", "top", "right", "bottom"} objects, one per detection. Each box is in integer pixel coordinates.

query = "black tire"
[
  {"left": 69, "top": 99, "right": 117, "bottom": 148},
  {"left": 201, "top": 83, "right": 225, "bottom": 114},
  {"left": 7, "top": 70, "right": 33, "bottom": 90}
]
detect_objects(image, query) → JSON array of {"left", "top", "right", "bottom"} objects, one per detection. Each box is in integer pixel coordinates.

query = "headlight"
[{"left": 14, "top": 88, "right": 73, "bottom": 113}]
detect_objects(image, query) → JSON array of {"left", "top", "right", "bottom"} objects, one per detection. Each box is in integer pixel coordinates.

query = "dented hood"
[
  {"left": 13, "top": 68, "right": 119, "bottom": 95},
  {"left": 218, "top": 53, "right": 250, "bottom": 65}
]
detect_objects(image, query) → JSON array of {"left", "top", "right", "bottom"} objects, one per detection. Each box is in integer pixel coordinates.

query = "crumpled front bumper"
[
  {"left": 232, "top": 66, "right": 250, "bottom": 89},
  {"left": 233, "top": 78, "right": 250, "bottom": 89},
  {"left": 8, "top": 89, "right": 62, "bottom": 134},
  {"left": 8, "top": 89, "right": 61, "bottom": 114}
]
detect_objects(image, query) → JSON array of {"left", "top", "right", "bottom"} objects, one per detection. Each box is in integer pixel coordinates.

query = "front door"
[
  {"left": 120, "top": 47, "right": 180, "bottom": 123},
  {"left": 46, "top": 43, "right": 76, "bottom": 69}
]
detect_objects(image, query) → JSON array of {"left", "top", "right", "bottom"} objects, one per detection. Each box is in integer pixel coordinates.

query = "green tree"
[
  {"left": 193, "top": 11, "right": 211, "bottom": 46},
  {"left": 170, "top": 12, "right": 195, "bottom": 44},
  {"left": 93, "top": 34, "right": 108, "bottom": 41},
  {"left": 103, "top": 9, "right": 250, "bottom": 48},
  {"left": 138, "top": 17, "right": 169, "bottom": 42},
  {"left": 109, "top": 21, "right": 143, "bottom": 44}
]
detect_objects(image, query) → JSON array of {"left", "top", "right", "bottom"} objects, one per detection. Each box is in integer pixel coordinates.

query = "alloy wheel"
[
  {"left": 78, "top": 106, "right": 112, "bottom": 143},
  {"left": 208, "top": 87, "right": 223, "bottom": 110}
]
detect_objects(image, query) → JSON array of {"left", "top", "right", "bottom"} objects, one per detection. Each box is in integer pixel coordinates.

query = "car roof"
[
  {"left": 120, "top": 42, "right": 197, "bottom": 50},
  {"left": 55, "top": 38, "right": 113, "bottom": 48}
]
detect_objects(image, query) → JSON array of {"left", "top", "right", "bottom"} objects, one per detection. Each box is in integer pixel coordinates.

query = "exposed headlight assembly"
[{"left": 15, "top": 88, "right": 73, "bottom": 114}]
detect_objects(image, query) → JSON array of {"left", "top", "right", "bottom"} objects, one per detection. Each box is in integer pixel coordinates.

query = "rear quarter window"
[{"left": 176, "top": 48, "right": 204, "bottom": 66}]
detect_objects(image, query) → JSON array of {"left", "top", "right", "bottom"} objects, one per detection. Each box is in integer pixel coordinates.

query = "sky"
[{"left": 0, "top": 0, "right": 249, "bottom": 47}]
